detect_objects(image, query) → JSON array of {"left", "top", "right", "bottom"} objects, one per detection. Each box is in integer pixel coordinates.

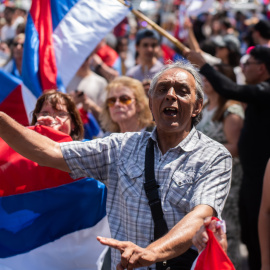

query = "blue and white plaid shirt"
[{"left": 60, "top": 127, "right": 232, "bottom": 269}]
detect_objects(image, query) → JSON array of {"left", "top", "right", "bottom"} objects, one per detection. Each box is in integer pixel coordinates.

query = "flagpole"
[{"left": 117, "top": 0, "right": 189, "bottom": 52}]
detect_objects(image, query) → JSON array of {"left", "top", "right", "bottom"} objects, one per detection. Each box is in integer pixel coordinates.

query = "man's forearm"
[
  {"left": 146, "top": 205, "right": 214, "bottom": 262},
  {"left": 0, "top": 112, "right": 70, "bottom": 172},
  {"left": 97, "top": 205, "right": 214, "bottom": 269}
]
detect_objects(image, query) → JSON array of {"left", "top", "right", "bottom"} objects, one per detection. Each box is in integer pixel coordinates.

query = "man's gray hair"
[{"left": 148, "top": 60, "right": 204, "bottom": 126}]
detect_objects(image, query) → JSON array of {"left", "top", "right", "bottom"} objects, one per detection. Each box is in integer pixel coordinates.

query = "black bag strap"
[
  {"left": 144, "top": 138, "right": 168, "bottom": 240},
  {"left": 144, "top": 139, "right": 198, "bottom": 270}
]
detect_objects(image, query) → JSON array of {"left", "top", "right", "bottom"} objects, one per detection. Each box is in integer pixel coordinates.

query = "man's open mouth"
[{"left": 163, "top": 107, "right": 178, "bottom": 116}]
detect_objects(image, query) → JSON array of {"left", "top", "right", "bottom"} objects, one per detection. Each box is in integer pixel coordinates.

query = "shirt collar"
[{"left": 150, "top": 126, "right": 199, "bottom": 152}]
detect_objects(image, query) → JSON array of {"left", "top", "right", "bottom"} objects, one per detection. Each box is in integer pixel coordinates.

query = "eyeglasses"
[
  {"left": 243, "top": 61, "right": 262, "bottom": 67},
  {"left": 106, "top": 95, "right": 135, "bottom": 107},
  {"left": 13, "top": 42, "right": 24, "bottom": 48},
  {"left": 36, "top": 111, "right": 70, "bottom": 120}
]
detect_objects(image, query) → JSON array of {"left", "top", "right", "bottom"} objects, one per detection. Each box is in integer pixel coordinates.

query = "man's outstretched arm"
[
  {"left": 0, "top": 112, "right": 70, "bottom": 172},
  {"left": 97, "top": 204, "right": 214, "bottom": 270}
]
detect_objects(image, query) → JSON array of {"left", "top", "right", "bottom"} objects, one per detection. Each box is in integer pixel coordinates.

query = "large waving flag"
[
  {"left": 0, "top": 126, "right": 110, "bottom": 269},
  {"left": 0, "top": 0, "right": 129, "bottom": 125},
  {"left": 22, "top": 0, "right": 130, "bottom": 98}
]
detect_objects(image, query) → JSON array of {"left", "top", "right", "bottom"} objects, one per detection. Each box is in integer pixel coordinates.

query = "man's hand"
[
  {"left": 192, "top": 217, "right": 227, "bottom": 253},
  {"left": 97, "top": 236, "right": 156, "bottom": 269}
]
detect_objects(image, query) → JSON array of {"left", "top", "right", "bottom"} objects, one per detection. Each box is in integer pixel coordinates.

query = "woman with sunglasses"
[
  {"left": 1, "top": 33, "right": 24, "bottom": 78},
  {"left": 100, "top": 76, "right": 154, "bottom": 134}
]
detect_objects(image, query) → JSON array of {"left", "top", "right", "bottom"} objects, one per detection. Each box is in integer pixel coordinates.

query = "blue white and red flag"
[
  {"left": 0, "top": 0, "right": 129, "bottom": 125},
  {"left": 22, "top": 0, "right": 130, "bottom": 97},
  {"left": 0, "top": 126, "right": 110, "bottom": 269}
]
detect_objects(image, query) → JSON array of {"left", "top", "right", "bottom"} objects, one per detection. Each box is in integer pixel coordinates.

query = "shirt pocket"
[
  {"left": 117, "top": 161, "right": 144, "bottom": 199},
  {"left": 166, "top": 170, "right": 194, "bottom": 212}
]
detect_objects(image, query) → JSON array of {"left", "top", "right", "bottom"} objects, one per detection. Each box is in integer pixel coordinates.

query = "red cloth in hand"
[{"left": 192, "top": 217, "right": 235, "bottom": 270}]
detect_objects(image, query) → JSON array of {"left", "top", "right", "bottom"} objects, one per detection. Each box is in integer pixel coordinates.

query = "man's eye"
[
  {"left": 158, "top": 88, "right": 166, "bottom": 92},
  {"left": 176, "top": 89, "right": 188, "bottom": 95}
]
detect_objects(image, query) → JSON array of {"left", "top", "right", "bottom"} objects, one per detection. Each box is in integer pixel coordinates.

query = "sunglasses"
[
  {"left": 106, "top": 95, "right": 134, "bottom": 107},
  {"left": 13, "top": 42, "right": 24, "bottom": 47}
]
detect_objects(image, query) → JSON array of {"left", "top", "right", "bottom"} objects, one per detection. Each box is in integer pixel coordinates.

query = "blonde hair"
[{"left": 100, "top": 76, "right": 154, "bottom": 133}]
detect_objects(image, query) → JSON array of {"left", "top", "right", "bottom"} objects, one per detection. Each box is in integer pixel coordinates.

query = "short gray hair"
[{"left": 148, "top": 60, "right": 204, "bottom": 126}]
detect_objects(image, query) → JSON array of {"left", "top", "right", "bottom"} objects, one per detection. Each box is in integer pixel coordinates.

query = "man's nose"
[{"left": 166, "top": 87, "right": 177, "bottom": 100}]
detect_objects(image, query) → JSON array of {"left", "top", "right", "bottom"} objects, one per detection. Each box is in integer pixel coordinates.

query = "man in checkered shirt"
[{"left": 0, "top": 61, "right": 232, "bottom": 269}]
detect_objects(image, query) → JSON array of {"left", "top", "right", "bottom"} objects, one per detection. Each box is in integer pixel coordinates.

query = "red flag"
[{"left": 192, "top": 217, "right": 235, "bottom": 270}]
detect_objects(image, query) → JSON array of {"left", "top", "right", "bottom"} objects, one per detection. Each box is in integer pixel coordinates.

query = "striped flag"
[
  {"left": 0, "top": 0, "right": 130, "bottom": 125},
  {"left": 22, "top": 0, "right": 130, "bottom": 96},
  {"left": 0, "top": 126, "right": 110, "bottom": 269}
]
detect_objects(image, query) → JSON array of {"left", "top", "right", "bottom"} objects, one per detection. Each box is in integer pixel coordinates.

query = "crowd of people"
[{"left": 1, "top": 0, "right": 270, "bottom": 269}]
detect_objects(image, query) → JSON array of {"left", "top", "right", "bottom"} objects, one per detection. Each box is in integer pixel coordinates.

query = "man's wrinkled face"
[{"left": 149, "top": 68, "right": 201, "bottom": 135}]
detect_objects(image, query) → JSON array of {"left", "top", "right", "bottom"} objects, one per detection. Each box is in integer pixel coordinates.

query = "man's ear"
[
  {"left": 259, "top": 63, "right": 267, "bottom": 75},
  {"left": 192, "top": 98, "right": 203, "bottom": 118}
]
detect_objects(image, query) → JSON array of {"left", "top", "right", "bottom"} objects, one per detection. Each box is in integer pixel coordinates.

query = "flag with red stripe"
[
  {"left": 0, "top": 126, "right": 110, "bottom": 269},
  {"left": 21, "top": 0, "right": 129, "bottom": 98}
]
